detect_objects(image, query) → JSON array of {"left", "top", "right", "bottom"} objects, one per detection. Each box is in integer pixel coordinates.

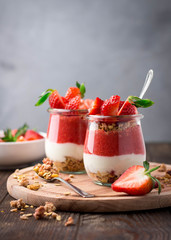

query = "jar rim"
[
  {"left": 47, "top": 108, "right": 88, "bottom": 114},
  {"left": 87, "top": 114, "right": 144, "bottom": 120}
]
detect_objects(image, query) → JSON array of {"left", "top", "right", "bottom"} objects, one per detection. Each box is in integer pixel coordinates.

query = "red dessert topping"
[
  {"left": 101, "top": 95, "right": 120, "bottom": 116},
  {"left": 89, "top": 97, "right": 104, "bottom": 115}
]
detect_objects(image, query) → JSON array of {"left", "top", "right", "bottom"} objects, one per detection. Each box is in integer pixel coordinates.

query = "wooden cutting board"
[{"left": 7, "top": 163, "right": 171, "bottom": 212}]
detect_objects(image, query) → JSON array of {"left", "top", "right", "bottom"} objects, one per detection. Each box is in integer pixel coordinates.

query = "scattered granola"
[
  {"left": 158, "top": 164, "right": 167, "bottom": 172},
  {"left": 27, "top": 183, "right": 41, "bottom": 191},
  {"left": 56, "top": 214, "right": 61, "bottom": 221},
  {"left": 51, "top": 212, "right": 58, "bottom": 219},
  {"left": 64, "top": 192, "right": 71, "bottom": 196},
  {"left": 34, "top": 158, "right": 59, "bottom": 180},
  {"left": 10, "top": 199, "right": 25, "bottom": 209},
  {"left": 10, "top": 208, "right": 18, "bottom": 212},
  {"left": 18, "top": 176, "right": 29, "bottom": 187},
  {"left": 20, "top": 215, "right": 28, "bottom": 220},
  {"left": 44, "top": 202, "right": 56, "bottom": 213},
  {"left": 33, "top": 206, "right": 45, "bottom": 220},
  {"left": 65, "top": 216, "right": 74, "bottom": 226}
]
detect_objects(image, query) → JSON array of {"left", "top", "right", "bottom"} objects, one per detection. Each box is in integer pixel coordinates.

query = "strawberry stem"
[
  {"left": 145, "top": 165, "right": 160, "bottom": 175},
  {"left": 35, "top": 89, "right": 54, "bottom": 106}
]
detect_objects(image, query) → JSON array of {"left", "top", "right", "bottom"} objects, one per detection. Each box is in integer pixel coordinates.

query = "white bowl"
[{"left": 0, "top": 131, "right": 46, "bottom": 167}]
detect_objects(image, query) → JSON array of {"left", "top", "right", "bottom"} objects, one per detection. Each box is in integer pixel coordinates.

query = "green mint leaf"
[
  {"left": 39, "top": 89, "right": 54, "bottom": 98},
  {"left": 35, "top": 92, "right": 52, "bottom": 106},
  {"left": 14, "top": 123, "right": 29, "bottom": 140},
  {"left": 143, "top": 160, "right": 149, "bottom": 171},
  {"left": 2, "top": 129, "right": 15, "bottom": 142},
  {"left": 128, "top": 96, "right": 154, "bottom": 108},
  {"left": 80, "top": 83, "right": 86, "bottom": 98},
  {"left": 76, "top": 81, "right": 81, "bottom": 88}
]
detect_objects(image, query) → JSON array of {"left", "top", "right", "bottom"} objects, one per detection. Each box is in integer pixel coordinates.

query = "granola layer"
[
  {"left": 87, "top": 169, "right": 119, "bottom": 184},
  {"left": 54, "top": 156, "right": 85, "bottom": 173}
]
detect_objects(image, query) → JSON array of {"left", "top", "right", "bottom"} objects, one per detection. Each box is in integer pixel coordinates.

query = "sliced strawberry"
[
  {"left": 118, "top": 99, "right": 138, "bottom": 115},
  {"left": 49, "top": 90, "right": 65, "bottom": 109},
  {"left": 89, "top": 97, "right": 104, "bottom": 115},
  {"left": 24, "top": 130, "right": 44, "bottom": 141},
  {"left": 65, "top": 95, "right": 81, "bottom": 110},
  {"left": 101, "top": 95, "right": 120, "bottom": 116},
  {"left": 84, "top": 99, "right": 94, "bottom": 109},
  {"left": 118, "top": 101, "right": 124, "bottom": 110},
  {"left": 61, "top": 96, "right": 68, "bottom": 105},
  {"left": 65, "top": 87, "right": 81, "bottom": 102},
  {"left": 111, "top": 162, "right": 161, "bottom": 196}
]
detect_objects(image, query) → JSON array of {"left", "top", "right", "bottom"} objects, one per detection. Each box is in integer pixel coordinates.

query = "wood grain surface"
[
  {"left": 1, "top": 143, "right": 171, "bottom": 240},
  {"left": 7, "top": 162, "right": 171, "bottom": 212}
]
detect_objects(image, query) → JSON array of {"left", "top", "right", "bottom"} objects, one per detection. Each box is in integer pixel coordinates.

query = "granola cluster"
[
  {"left": 98, "top": 121, "right": 136, "bottom": 132},
  {"left": 54, "top": 156, "right": 85, "bottom": 173},
  {"left": 87, "top": 170, "right": 118, "bottom": 184},
  {"left": 10, "top": 198, "right": 25, "bottom": 209},
  {"left": 34, "top": 158, "right": 59, "bottom": 180}
]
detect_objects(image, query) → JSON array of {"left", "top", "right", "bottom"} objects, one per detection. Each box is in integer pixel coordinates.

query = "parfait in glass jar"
[
  {"left": 84, "top": 95, "right": 154, "bottom": 185},
  {"left": 35, "top": 82, "right": 93, "bottom": 174}
]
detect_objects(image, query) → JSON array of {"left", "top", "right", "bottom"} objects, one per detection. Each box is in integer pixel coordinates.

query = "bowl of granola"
[{"left": 0, "top": 124, "right": 46, "bottom": 167}]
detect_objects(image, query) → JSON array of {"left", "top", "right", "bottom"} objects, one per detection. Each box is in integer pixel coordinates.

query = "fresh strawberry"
[
  {"left": 65, "top": 95, "right": 81, "bottom": 110},
  {"left": 49, "top": 90, "right": 65, "bottom": 109},
  {"left": 101, "top": 95, "right": 120, "bottom": 116},
  {"left": 84, "top": 99, "right": 94, "bottom": 109},
  {"left": 118, "top": 100, "right": 138, "bottom": 115},
  {"left": 118, "top": 101, "right": 124, "bottom": 110},
  {"left": 89, "top": 97, "right": 104, "bottom": 115},
  {"left": 0, "top": 139, "right": 4, "bottom": 142},
  {"left": 65, "top": 87, "right": 81, "bottom": 102},
  {"left": 111, "top": 161, "right": 161, "bottom": 196},
  {"left": 16, "top": 136, "right": 26, "bottom": 142},
  {"left": 11, "top": 129, "right": 18, "bottom": 137},
  {"left": 61, "top": 96, "right": 68, "bottom": 105},
  {"left": 24, "top": 130, "right": 44, "bottom": 141}
]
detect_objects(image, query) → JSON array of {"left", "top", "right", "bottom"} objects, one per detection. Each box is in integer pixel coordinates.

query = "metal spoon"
[
  {"left": 139, "top": 69, "right": 153, "bottom": 99},
  {"left": 36, "top": 173, "right": 95, "bottom": 198}
]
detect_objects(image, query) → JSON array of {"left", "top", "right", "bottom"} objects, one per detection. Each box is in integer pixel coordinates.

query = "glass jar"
[
  {"left": 45, "top": 109, "right": 88, "bottom": 174},
  {"left": 83, "top": 114, "right": 146, "bottom": 186}
]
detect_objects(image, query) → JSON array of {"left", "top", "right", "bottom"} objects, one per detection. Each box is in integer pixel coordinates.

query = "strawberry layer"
[
  {"left": 47, "top": 114, "right": 87, "bottom": 145},
  {"left": 84, "top": 125, "right": 145, "bottom": 156}
]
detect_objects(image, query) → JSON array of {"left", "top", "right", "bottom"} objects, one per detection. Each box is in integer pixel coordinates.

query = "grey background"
[{"left": 0, "top": 0, "right": 171, "bottom": 142}]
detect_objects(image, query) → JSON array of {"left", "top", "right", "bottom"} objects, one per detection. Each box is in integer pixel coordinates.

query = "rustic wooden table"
[{"left": 0, "top": 143, "right": 171, "bottom": 240}]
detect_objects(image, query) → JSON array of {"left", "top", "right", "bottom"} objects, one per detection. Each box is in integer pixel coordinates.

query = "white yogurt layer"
[
  {"left": 45, "top": 139, "right": 84, "bottom": 162},
  {"left": 83, "top": 153, "right": 146, "bottom": 176}
]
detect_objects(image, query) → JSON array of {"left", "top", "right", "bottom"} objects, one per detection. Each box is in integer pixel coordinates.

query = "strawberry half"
[
  {"left": 89, "top": 97, "right": 104, "bottom": 115},
  {"left": 118, "top": 99, "right": 138, "bottom": 115},
  {"left": 24, "top": 130, "right": 44, "bottom": 141},
  {"left": 111, "top": 161, "right": 161, "bottom": 196},
  {"left": 101, "top": 95, "right": 120, "bottom": 116},
  {"left": 65, "top": 87, "right": 81, "bottom": 102},
  {"left": 65, "top": 95, "right": 81, "bottom": 110},
  {"left": 49, "top": 90, "right": 65, "bottom": 109}
]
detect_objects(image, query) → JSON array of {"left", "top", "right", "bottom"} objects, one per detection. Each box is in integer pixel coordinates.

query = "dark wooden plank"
[
  {"left": 146, "top": 143, "right": 171, "bottom": 164},
  {"left": 0, "top": 194, "right": 80, "bottom": 240},
  {"left": 76, "top": 209, "right": 171, "bottom": 240},
  {"left": 0, "top": 171, "right": 12, "bottom": 203}
]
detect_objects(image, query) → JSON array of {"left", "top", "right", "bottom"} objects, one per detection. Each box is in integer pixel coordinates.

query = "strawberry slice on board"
[
  {"left": 24, "top": 130, "right": 44, "bottom": 141},
  {"left": 111, "top": 161, "right": 161, "bottom": 196},
  {"left": 101, "top": 95, "right": 120, "bottom": 116},
  {"left": 89, "top": 97, "right": 104, "bottom": 115}
]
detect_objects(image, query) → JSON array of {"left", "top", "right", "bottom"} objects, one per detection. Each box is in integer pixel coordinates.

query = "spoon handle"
[
  {"left": 139, "top": 69, "right": 153, "bottom": 99},
  {"left": 56, "top": 177, "right": 95, "bottom": 198}
]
